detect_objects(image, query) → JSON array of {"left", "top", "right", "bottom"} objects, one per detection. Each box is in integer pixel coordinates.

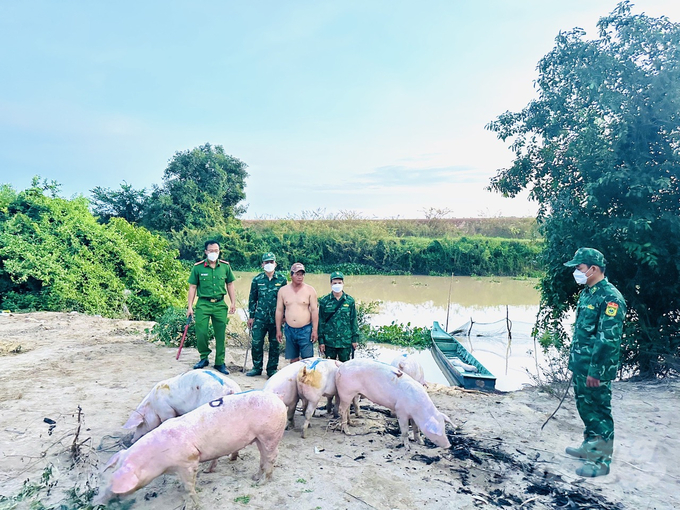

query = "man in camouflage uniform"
[
  {"left": 187, "top": 240, "right": 236, "bottom": 375},
  {"left": 246, "top": 252, "right": 287, "bottom": 377},
  {"left": 318, "top": 271, "right": 359, "bottom": 362},
  {"left": 563, "top": 247, "right": 626, "bottom": 477}
]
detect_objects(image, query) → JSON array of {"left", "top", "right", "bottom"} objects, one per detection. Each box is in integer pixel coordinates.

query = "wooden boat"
[{"left": 430, "top": 321, "right": 496, "bottom": 391}]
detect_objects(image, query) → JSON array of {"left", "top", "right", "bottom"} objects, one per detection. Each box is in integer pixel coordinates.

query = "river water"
[{"left": 233, "top": 272, "right": 543, "bottom": 391}]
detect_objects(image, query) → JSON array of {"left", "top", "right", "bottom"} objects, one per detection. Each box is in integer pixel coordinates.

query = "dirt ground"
[{"left": 0, "top": 312, "right": 678, "bottom": 510}]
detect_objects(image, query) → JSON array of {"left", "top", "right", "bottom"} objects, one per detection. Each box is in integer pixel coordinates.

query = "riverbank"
[{"left": 0, "top": 312, "right": 677, "bottom": 509}]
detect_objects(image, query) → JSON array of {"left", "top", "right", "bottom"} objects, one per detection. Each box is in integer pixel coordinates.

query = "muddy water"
[{"left": 234, "top": 272, "right": 543, "bottom": 391}]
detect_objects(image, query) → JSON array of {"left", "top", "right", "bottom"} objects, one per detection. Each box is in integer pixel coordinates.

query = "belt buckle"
[{"left": 210, "top": 298, "right": 218, "bottom": 303}]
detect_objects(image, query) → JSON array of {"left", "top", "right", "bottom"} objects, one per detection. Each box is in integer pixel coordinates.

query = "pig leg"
[
  {"left": 301, "top": 398, "right": 319, "bottom": 439},
  {"left": 326, "top": 395, "right": 335, "bottom": 416},
  {"left": 397, "top": 414, "right": 412, "bottom": 450},
  {"left": 252, "top": 438, "right": 279, "bottom": 484},
  {"left": 352, "top": 395, "right": 362, "bottom": 417},
  {"left": 286, "top": 404, "right": 296, "bottom": 430},
  {"left": 338, "top": 398, "right": 354, "bottom": 435},
  {"left": 410, "top": 418, "right": 423, "bottom": 445},
  {"left": 176, "top": 461, "right": 200, "bottom": 509}
]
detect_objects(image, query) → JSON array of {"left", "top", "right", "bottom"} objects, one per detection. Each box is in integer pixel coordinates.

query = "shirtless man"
[{"left": 275, "top": 262, "right": 319, "bottom": 362}]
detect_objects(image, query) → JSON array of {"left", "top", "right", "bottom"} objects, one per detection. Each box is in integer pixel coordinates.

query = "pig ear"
[
  {"left": 423, "top": 416, "right": 442, "bottom": 435},
  {"left": 123, "top": 411, "right": 144, "bottom": 430},
  {"left": 441, "top": 412, "right": 453, "bottom": 425},
  {"left": 110, "top": 467, "right": 140, "bottom": 494},
  {"left": 103, "top": 451, "right": 122, "bottom": 472}
]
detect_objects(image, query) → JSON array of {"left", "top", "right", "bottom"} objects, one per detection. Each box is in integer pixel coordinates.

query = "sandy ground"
[{"left": 0, "top": 311, "right": 678, "bottom": 510}]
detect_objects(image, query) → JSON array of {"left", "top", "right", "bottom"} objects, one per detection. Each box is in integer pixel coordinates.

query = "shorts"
[{"left": 284, "top": 323, "right": 314, "bottom": 359}]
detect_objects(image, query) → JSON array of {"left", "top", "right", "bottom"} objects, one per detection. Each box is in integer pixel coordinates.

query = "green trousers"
[
  {"left": 573, "top": 373, "right": 614, "bottom": 465},
  {"left": 324, "top": 346, "right": 352, "bottom": 362},
  {"left": 251, "top": 320, "right": 279, "bottom": 374},
  {"left": 195, "top": 300, "right": 228, "bottom": 365}
]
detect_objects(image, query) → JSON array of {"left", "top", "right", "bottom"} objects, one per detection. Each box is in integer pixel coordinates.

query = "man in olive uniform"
[
  {"left": 563, "top": 247, "right": 626, "bottom": 477},
  {"left": 187, "top": 240, "right": 236, "bottom": 375},
  {"left": 318, "top": 271, "right": 359, "bottom": 362},
  {"left": 246, "top": 252, "right": 287, "bottom": 377}
]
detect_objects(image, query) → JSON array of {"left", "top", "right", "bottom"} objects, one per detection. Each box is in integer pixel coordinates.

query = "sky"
[{"left": 1, "top": 1, "right": 678, "bottom": 219}]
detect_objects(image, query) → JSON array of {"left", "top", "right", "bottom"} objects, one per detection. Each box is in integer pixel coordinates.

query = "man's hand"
[
  {"left": 229, "top": 304, "right": 236, "bottom": 314},
  {"left": 352, "top": 342, "right": 358, "bottom": 350},
  {"left": 276, "top": 330, "right": 283, "bottom": 342},
  {"left": 586, "top": 376, "right": 600, "bottom": 387},
  {"left": 247, "top": 318, "right": 254, "bottom": 329},
  {"left": 319, "top": 344, "right": 325, "bottom": 354},
  {"left": 311, "top": 330, "right": 318, "bottom": 343},
  {"left": 187, "top": 307, "right": 193, "bottom": 318}
]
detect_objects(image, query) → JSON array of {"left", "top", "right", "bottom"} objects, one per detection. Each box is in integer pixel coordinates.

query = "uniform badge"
[{"left": 605, "top": 302, "right": 619, "bottom": 317}]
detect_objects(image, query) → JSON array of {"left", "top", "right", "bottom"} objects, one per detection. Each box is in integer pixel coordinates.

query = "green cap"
[
  {"left": 563, "top": 247, "right": 606, "bottom": 268},
  {"left": 262, "top": 252, "right": 276, "bottom": 262},
  {"left": 330, "top": 271, "right": 344, "bottom": 281}
]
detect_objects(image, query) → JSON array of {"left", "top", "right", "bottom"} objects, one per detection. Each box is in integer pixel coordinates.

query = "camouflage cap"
[
  {"left": 262, "top": 252, "right": 276, "bottom": 262},
  {"left": 290, "top": 262, "right": 305, "bottom": 273},
  {"left": 563, "top": 247, "right": 607, "bottom": 268},
  {"left": 330, "top": 271, "right": 344, "bottom": 281}
]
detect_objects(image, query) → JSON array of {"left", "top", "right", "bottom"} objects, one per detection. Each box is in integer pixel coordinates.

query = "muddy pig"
[
  {"left": 336, "top": 359, "right": 452, "bottom": 450},
  {"left": 391, "top": 353, "right": 427, "bottom": 386},
  {"left": 296, "top": 358, "right": 342, "bottom": 438},
  {"left": 97, "top": 390, "right": 286, "bottom": 507},
  {"left": 123, "top": 370, "right": 241, "bottom": 443}
]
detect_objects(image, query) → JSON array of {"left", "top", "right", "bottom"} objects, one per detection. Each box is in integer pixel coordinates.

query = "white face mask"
[
  {"left": 263, "top": 263, "right": 276, "bottom": 273},
  {"left": 331, "top": 283, "right": 344, "bottom": 293},
  {"left": 207, "top": 252, "right": 219, "bottom": 262},
  {"left": 573, "top": 268, "right": 589, "bottom": 285}
]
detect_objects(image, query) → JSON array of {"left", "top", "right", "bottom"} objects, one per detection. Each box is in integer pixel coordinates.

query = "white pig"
[
  {"left": 123, "top": 370, "right": 241, "bottom": 443},
  {"left": 296, "top": 358, "right": 342, "bottom": 438},
  {"left": 263, "top": 360, "right": 307, "bottom": 429},
  {"left": 391, "top": 353, "right": 427, "bottom": 386},
  {"left": 336, "top": 359, "right": 452, "bottom": 450},
  {"left": 96, "top": 390, "right": 287, "bottom": 507}
]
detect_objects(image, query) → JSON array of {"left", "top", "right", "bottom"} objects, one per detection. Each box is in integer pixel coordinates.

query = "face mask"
[
  {"left": 263, "top": 263, "right": 275, "bottom": 272},
  {"left": 331, "top": 283, "right": 344, "bottom": 293},
  {"left": 207, "top": 252, "right": 219, "bottom": 262},
  {"left": 573, "top": 268, "right": 589, "bottom": 285}
]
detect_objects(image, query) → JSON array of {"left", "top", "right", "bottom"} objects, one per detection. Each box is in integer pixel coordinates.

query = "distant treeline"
[{"left": 179, "top": 218, "right": 542, "bottom": 277}]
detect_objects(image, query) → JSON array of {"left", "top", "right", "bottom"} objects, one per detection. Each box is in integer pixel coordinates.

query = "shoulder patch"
[
  {"left": 194, "top": 260, "right": 204, "bottom": 265},
  {"left": 605, "top": 302, "right": 619, "bottom": 317},
  {"left": 219, "top": 260, "right": 230, "bottom": 265}
]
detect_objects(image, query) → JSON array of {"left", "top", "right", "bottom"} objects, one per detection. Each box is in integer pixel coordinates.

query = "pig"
[
  {"left": 96, "top": 390, "right": 287, "bottom": 507},
  {"left": 296, "top": 358, "right": 342, "bottom": 438},
  {"left": 335, "top": 359, "right": 453, "bottom": 450},
  {"left": 263, "top": 360, "right": 307, "bottom": 429},
  {"left": 391, "top": 353, "right": 427, "bottom": 386},
  {"left": 123, "top": 370, "right": 241, "bottom": 444}
]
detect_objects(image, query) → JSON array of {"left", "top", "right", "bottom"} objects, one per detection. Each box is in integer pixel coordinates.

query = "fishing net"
[{"left": 450, "top": 318, "right": 511, "bottom": 338}]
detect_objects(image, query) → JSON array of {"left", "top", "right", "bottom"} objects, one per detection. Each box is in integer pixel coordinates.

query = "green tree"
[
  {"left": 486, "top": 2, "right": 680, "bottom": 377},
  {"left": 90, "top": 181, "right": 149, "bottom": 223},
  {"left": 143, "top": 143, "right": 248, "bottom": 233}
]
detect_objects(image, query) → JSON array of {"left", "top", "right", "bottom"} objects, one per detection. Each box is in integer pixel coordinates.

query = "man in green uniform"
[
  {"left": 318, "top": 272, "right": 359, "bottom": 362},
  {"left": 187, "top": 240, "right": 236, "bottom": 375},
  {"left": 563, "top": 247, "right": 626, "bottom": 477},
  {"left": 246, "top": 252, "right": 287, "bottom": 377}
]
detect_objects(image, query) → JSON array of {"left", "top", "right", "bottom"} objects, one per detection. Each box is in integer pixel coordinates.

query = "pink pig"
[
  {"left": 263, "top": 360, "right": 307, "bottom": 429},
  {"left": 391, "top": 353, "right": 427, "bottom": 386},
  {"left": 336, "top": 359, "right": 452, "bottom": 450},
  {"left": 123, "top": 370, "right": 241, "bottom": 444},
  {"left": 96, "top": 390, "right": 287, "bottom": 507},
  {"left": 296, "top": 358, "right": 342, "bottom": 438}
]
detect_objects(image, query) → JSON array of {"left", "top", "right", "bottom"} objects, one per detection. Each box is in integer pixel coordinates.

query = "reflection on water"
[{"left": 234, "top": 272, "right": 543, "bottom": 391}]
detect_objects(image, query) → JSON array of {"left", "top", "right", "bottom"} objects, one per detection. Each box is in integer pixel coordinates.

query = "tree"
[
  {"left": 486, "top": 1, "right": 680, "bottom": 377},
  {"left": 90, "top": 181, "right": 149, "bottom": 223},
  {"left": 143, "top": 143, "right": 249, "bottom": 232}
]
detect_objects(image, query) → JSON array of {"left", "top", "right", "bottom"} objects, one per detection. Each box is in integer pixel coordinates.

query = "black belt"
[{"left": 199, "top": 296, "right": 224, "bottom": 303}]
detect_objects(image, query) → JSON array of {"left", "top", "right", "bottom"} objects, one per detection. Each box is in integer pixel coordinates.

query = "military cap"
[
  {"left": 563, "top": 247, "right": 607, "bottom": 268},
  {"left": 262, "top": 252, "right": 276, "bottom": 262},
  {"left": 330, "top": 271, "right": 344, "bottom": 281}
]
